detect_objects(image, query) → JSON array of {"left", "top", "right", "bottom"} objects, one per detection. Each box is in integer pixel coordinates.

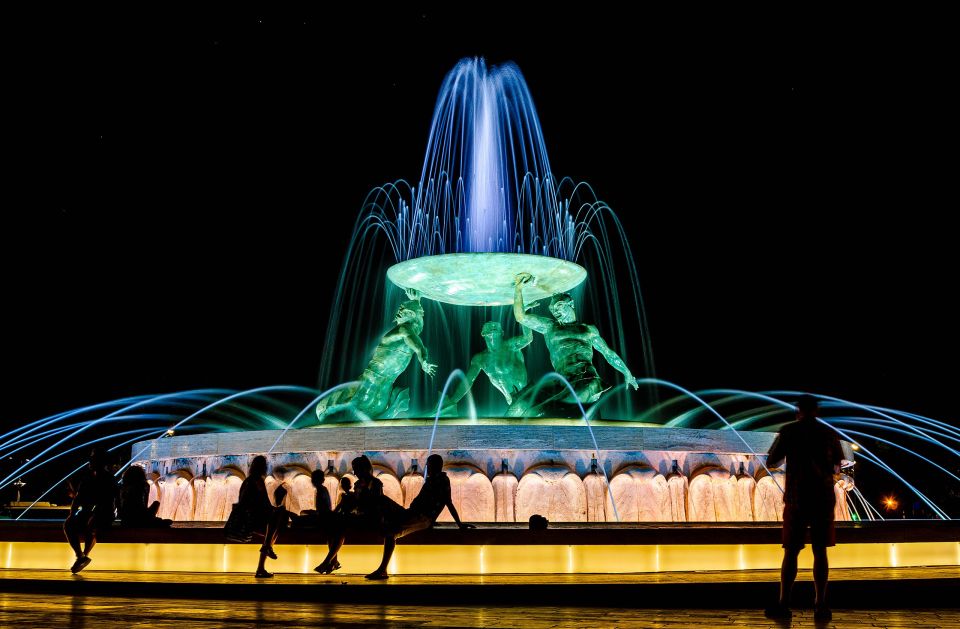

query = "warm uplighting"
[
  {"left": 851, "top": 443, "right": 860, "bottom": 451},
  {"left": 883, "top": 496, "right": 899, "bottom": 511},
  {"left": 2, "top": 541, "right": 957, "bottom": 574}
]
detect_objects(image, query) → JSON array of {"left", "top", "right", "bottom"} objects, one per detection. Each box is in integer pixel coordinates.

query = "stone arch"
[
  {"left": 492, "top": 472, "right": 519, "bottom": 522},
  {"left": 734, "top": 473, "right": 757, "bottom": 521},
  {"left": 687, "top": 467, "right": 721, "bottom": 522},
  {"left": 582, "top": 472, "right": 608, "bottom": 522},
  {"left": 437, "top": 464, "right": 494, "bottom": 522},
  {"left": 158, "top": 469, "right": 195, "bottom": 522},
  {"left": 665, "top": 472, "right": 688, "bottom": 522},
  {"left": 608, "top": 468, "right": 640, "bottom": 521},
  {"left": 288, "top": 472, "right": 318, "bottom": 514},
  {"left": 516, "top": 465, "right": 586, "bottom": 522},
  {"left": 323, "top": 473, "right": 344, "bottom": 510},
  {"left": 146, "top": 471, "right": 161, "bottom": 511},
  {"left": 754, "top": 471, "right": 785, "bottom": 521},
  {"left": 608, "top": 466, "right": 671, "bottom": 522},
  {"left": 401, "top": 472, "right": 424, "bottom": 509},
  {"left": 201, "top": 466, "right": 245, "bottom": 522},
  {"left": 687, "top": 466, "right": 743, "bottom": 521},
  {"left": 372, "top": 466, "right": 403, "bottom": 507},
  {"left": 269, "top": 464, "right": 315, "bottom": 514}
]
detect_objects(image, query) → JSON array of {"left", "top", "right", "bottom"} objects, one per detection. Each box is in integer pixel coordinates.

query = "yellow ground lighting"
[{"left": 4, "top": 541, "right": 958, "bottom": 574}]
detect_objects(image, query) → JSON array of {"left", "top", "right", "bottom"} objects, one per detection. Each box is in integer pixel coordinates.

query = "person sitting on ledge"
[
  {"left": 230, "top": 455, "right": 289, "bottom": 579},
  {"left": 118, "top": 465, "right": 171, "bottom": 528},
  {"left": 334, "top": 476, "right": 355, "bottom": 514},
  {"left": 313, "top": 455, "right": 388, "bottom": 575},
  {"left": 290, "top": 469, "right": 333, "bottom": 528},
  {"left": 365, "top": 453, "right": 474, "bottom": 580},
  {"left": 64, "top": 446, "right": 118, "bottom": 574}
]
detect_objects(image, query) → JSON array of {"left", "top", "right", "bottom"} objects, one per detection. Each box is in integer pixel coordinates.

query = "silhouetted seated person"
[
  {"left": 290, "top": 469, "right": 333, "bottom": 528},
  {"left": 228, "top": 455, "right": 288, "bottom": 578},
  {"left": 314, "top": 455, "right": 386, "bottom": 575},
  {"left": 366, "top": 453, "right": 475, "bottom": 580},
  {"left": 118, "top": 465, "right": 171, "bottom": 528},
  {"left": 334, "top": 477, "right": 355, "bottom": 514},
  {"left": 63, "top": 446, "right": 118, "bottom": 573},
  {"left": 764, "top": 395, "right": 843, "bottom": 622},
  {"left": 528, "top": 514, "right": 548, "bottom": 530}
]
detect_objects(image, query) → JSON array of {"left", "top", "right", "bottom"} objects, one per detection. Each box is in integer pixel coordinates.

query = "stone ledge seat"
[{"left": 2, "top": 520, "right": 956, "bottom": 545}]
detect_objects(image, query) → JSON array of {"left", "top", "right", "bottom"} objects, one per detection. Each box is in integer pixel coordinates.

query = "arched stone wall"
[
  {"left": 516, "top": 465, "right": 586, "bottom": 522},
  {"left": 158, "top": 471, "right": 195, "bottom": 521},
  {"left": 734, "top": 474, "right": 757, "bottom": 521},
  {"left": 401, "top": 473, "right": 424, "bottom": 509},
  {"left": 608, "top": 466, "right": 671, "bottom": 522},
  {"left": 492, "top": 472, "right": 518, "bottom": 522},
  {"left": 687, "top": 467, "right": 740, "bottom": 522},
  {"left": 754, "top": 472, "right": 785, "bottom": 521},
  {"left": 666, "top": 473, "right": 688, "bottom": 521},
  {"left": 437, "top": 465, "right": 494, "bottom": 522},
  {"left": 373, "top": 466, "right": 403, "bottom": 507}
]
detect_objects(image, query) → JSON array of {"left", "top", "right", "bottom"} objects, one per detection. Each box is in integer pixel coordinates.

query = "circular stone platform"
[
  {"left": 387, "top": 253, "right": 587, "bottom": 306},
  {"left": 129, "top": 421, "right": 856, "bottom": 525}
]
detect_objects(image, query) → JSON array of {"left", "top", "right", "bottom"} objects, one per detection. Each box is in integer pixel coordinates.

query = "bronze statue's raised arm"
[
  {"left": 401, "top": 326, "right": 437, "bottom": 377},
  {"left": 513, "top": 273, "right": 552, "bottom": 334},
  {"left": 589, "top": 325, "right": 638, "bottom": 389},
  {"left": 509, "top": 317, "right": 535, "bottom": 350}
]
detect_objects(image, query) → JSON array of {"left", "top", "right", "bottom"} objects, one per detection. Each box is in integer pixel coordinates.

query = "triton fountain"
[
  {"left": 120, "top": 58, "right": 852, "bottom": 525},
  {"left": 1, "top": 58, "right": 957, "bottom": 577}
]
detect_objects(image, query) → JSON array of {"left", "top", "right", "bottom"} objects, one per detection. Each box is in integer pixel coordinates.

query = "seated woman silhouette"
[
  {"left": 118, "top": 465, "right": 171, "bottom": 528},
  {"left": 229, "top": 455, "right": 288, "bottom": 578}
]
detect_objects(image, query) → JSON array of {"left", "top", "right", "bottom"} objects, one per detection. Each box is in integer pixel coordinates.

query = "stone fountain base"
[{"left": 130, "top": 420, "right": 856, "bottom": 523}]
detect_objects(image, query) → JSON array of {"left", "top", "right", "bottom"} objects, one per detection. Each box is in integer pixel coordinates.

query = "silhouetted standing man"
[{"left": 764, "top": 395, "right": 843, "bottom": 622}]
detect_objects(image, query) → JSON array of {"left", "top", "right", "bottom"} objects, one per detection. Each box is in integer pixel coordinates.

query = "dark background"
[{"left": 7, "top": 7, "right": 956, "bottom": 444}]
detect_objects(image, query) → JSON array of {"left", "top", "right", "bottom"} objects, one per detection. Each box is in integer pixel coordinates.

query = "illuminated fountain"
[
  {"left": 4, "top": 58, "right": 958, "bottom": 533},
  {"left": 121, "top": 59, "right": 860, "bottom": 525}
]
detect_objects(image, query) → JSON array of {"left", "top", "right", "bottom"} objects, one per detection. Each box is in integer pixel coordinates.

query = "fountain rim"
[{"left": 387, "top": 252, "right": 587, "bottom": 306}]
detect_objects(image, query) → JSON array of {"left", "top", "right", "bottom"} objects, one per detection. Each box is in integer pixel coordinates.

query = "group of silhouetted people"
[
  {"left": 63, "top": 447, "right": 171, "bottom": 573},
  {"left": 62, "top": 447, "right": 470, "bottom": 579},
  {"left": 64, "top": 396, "right": 842, "bottom": 618},
  {"left": 238, "top": 453, "right": 473, "bottom": 579}
]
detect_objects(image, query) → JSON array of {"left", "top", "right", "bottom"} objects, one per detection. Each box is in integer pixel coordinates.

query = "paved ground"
[
  {"left": 3, "top": 565, "right": 959, "bottom": 585},
  {"left": 0, "top": 593, "right": 958, "bottom": 628}
]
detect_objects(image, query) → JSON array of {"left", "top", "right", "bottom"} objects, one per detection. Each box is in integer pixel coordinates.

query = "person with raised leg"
[{"left": 365, "top": 453, "right": 474, "bottom": 580}]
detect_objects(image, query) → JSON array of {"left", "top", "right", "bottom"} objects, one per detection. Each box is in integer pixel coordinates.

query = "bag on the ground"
[{"left": 224, "top": 502, "right": 254, "bottom": 543}]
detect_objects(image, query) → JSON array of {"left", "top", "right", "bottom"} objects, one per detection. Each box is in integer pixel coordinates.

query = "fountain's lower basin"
[{"left": 131, "top": 420, "right": 856, "bottom": 524}]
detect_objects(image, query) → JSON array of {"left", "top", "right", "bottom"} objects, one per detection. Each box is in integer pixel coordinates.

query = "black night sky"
[{"left": 5, "top": 7, "right": 956, "bottom": 502}]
